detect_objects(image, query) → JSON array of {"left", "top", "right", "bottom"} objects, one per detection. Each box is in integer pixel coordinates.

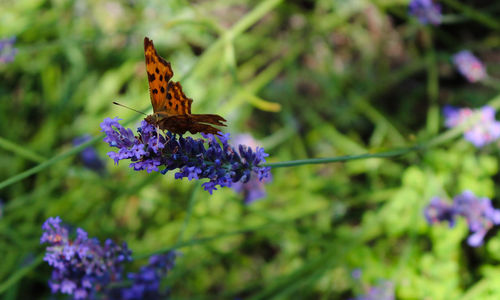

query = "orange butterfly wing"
[
  {"left": 144, "top": 37, "right": 190, "bottom": 115},
  {"left": 143, "top": 37, "right": 226, "bottom": 134}
]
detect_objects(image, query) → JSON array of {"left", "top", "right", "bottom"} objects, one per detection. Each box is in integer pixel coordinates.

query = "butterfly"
[{"left": 143, "top": 37, "right": 226, "bottom": 135}]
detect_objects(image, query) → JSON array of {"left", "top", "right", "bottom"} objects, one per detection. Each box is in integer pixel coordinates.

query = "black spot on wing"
[
  {"left": 160, "top": 87, "right": 165, "bottom": 93},
  {"left": 153, "top": 89, "right": 158, "bottom": 94},
  {"left": 147, "top": 72, "right": 155, "bottom": 82},
  {"left": 155, "top": 67, "right": 159, "bottom": 74}
]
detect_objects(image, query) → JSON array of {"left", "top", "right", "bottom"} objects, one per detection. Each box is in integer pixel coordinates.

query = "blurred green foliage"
[{"left": 1, "top": 0, "right": 500, "bottom": 299}]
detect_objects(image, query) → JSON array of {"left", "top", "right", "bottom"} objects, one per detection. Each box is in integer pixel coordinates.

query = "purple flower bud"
[
  {"left": 424, "top": 197, "right": 456, "bottom": 227},
  {"left": 231, "top": 134, "right": 272, "bottom": 204},
  {"left": 452, "top": 50, "right": 487, "bottom": 83},
  {"left": 116, "top": 252, "right": 177, "bottom": 300},
  {"left": 408, "top": 0, "right": 441, "bottom": 25}
]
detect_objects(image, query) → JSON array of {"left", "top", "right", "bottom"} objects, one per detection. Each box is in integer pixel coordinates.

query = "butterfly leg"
[{"left": 156, "top": 125, "right": 160, "bottom": 147}]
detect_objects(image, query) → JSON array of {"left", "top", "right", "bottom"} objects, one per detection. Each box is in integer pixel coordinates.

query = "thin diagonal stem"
[
  {"left": 264, "top": 93, "right": 500, "bottom": 168},
  {"left": 0, "top": 136, "right": 46, "bottom": 163},
  {"left": 440, "top": 0, "right": 500, "bottom": 30},
  {"left": 0, "top": 136, "right": 102, "bottom": 190},
  {"left": 0, "top": 254, "right": 44, "bottom": 294},
  {"left": 263, "top": 147, "right": 420, "bottom": 168}
]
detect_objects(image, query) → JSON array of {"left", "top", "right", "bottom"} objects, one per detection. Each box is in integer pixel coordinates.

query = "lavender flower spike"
[
  {"left": 41, "top": 217, "right": 178, "bottom": 299},
  {"left": 101, "top": 118, "right": 272, "bottom": 194},
  {"left": 452, "top": 50, "right": 487, "bottom": 83},
  {"left": 453, "top": 191, "right": 500, "bottom": 247},
  {"left": 408, "top": 0, "right": 442, "bottom": 26},
  {"left": 424, "top": 191, "right": 500, "bottom": 247},
  {"left": 41, "top": 217, "right": 132, "bottom": 299}
]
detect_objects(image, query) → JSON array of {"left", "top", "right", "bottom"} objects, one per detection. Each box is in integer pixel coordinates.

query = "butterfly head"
[
  {"left": 145, "top": 112, "right": 171, "bottom": 126},
  {"left": 145, "top": 113, "right": 160, "bottom": 125}
]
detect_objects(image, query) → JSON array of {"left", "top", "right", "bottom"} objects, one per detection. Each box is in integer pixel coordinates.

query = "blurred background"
[{"left": 1, "top": 0, "right": 500, "bottom": 299}]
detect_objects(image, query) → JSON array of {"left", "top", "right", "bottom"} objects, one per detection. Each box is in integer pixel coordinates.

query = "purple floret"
[
  {"left": 230, "top": 134, "right": 272, "bottom": 204},
  {"left": 452, "top": 50, "right": 487, "bottom": 83},
  {"left": 0, "top": 36, "right": 17, "bottom": 63},
  {"left": 443, "top": 105, "right": 500, "bottom": 148},
  {"left": 408, "top": 0, "right": 441, "bottom": 26}
]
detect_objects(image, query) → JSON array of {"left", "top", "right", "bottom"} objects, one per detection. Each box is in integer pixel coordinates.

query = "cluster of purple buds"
[
  {"left": 116, "top": 253, "right": 177, "bottom": 300},
  {"left": 452, "top": 50, "right": 487, "bottom": 83},
  {"left": 443, "top": 105, "right": 500, "bottom": 148},
  {"left": 41, "top": 217, "right": 177, "bottom": 300},
  {"left": 41, "top": 217, "right": 132, "bottom": 299},
  {"left": 424, "top": 191, "right": 500, "bottom": 247},
  {"left": 100, "top": 117, "right": 271, "bottom": 194},
  {"left": 408, "top": 0, "right": 442, "bottom": 26},
  {"left": 0, "top": 36, "right": 17, "bottom": 64},
  {"left": 230, "top": 134, "right": 272, "bottom": 204}
]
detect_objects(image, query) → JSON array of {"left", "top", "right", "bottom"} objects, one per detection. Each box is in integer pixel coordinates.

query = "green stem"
[
  {"left": 184, "top": 0, "right": 283, "bottom": 80},
  {"left": 263, "top": 147, "right": 420, "bottom": 168},
  {"left": 0, "top": 135, "right": 102, "bottom": 190},
  {"left": 263, "top": 93, "right": 500, "bottom": 169},
  {"left": 0, "top": 254, "right": 44, "bottom": 294},
  {"left": 440, "top": 0, "right": 500, "bottom": 30},
  {"left": 0, "top": 136, "right": 46, "bottom": 163}
]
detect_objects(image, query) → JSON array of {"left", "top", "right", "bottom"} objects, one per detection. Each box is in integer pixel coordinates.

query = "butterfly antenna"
[{"left": 112, "top": 101, "right": 147, "bottom": 116}]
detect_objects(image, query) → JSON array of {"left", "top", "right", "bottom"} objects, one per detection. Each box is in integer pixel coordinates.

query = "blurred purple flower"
[
  {"left": 41, "top": 217, "right": 132, "bottom": 299},
  {"left": 231, "top": 134, "right": 272, "bottom": 204},
  {"left": 423, "top": 197, "right": 456, "bottom": 227},
  {"left": 453, "top": 191, "right": 500, "bottom": 247},
  {"left": 73, "top": 135, "right": 106, "bottom": 173},
  {"left": 424, "top": 191, "right": 500, "bottom": 247},
  {"left": 0, "top": 36, "right": 17, "bottom": 63},
  {"left": 356, "top": 280, "right": 394, "bottom": 300},
  {"left": 443, "top": 105, "right": 500, "bottom": 147},
  {"left": 100, "top": 117, "right": 271, "bottom": 194},
  {"left": 408, "top": 0, "right": 441, "bottom": 25},
  {"left": 452, "top": 50, "right": 487, "bottom": 83},
  {"left": 117, "top": 253, "right": 177, "bottom": 300},
  {"left": 351, "top": 268, "right": 362, "bottom": 280},
  {"left": 41, "top": 217, "right": 177, "bottom": 300}
]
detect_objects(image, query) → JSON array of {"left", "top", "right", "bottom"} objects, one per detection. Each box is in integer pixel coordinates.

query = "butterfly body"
[{"left": 143, "top": 37, "right": 226, "bottom": 135}]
